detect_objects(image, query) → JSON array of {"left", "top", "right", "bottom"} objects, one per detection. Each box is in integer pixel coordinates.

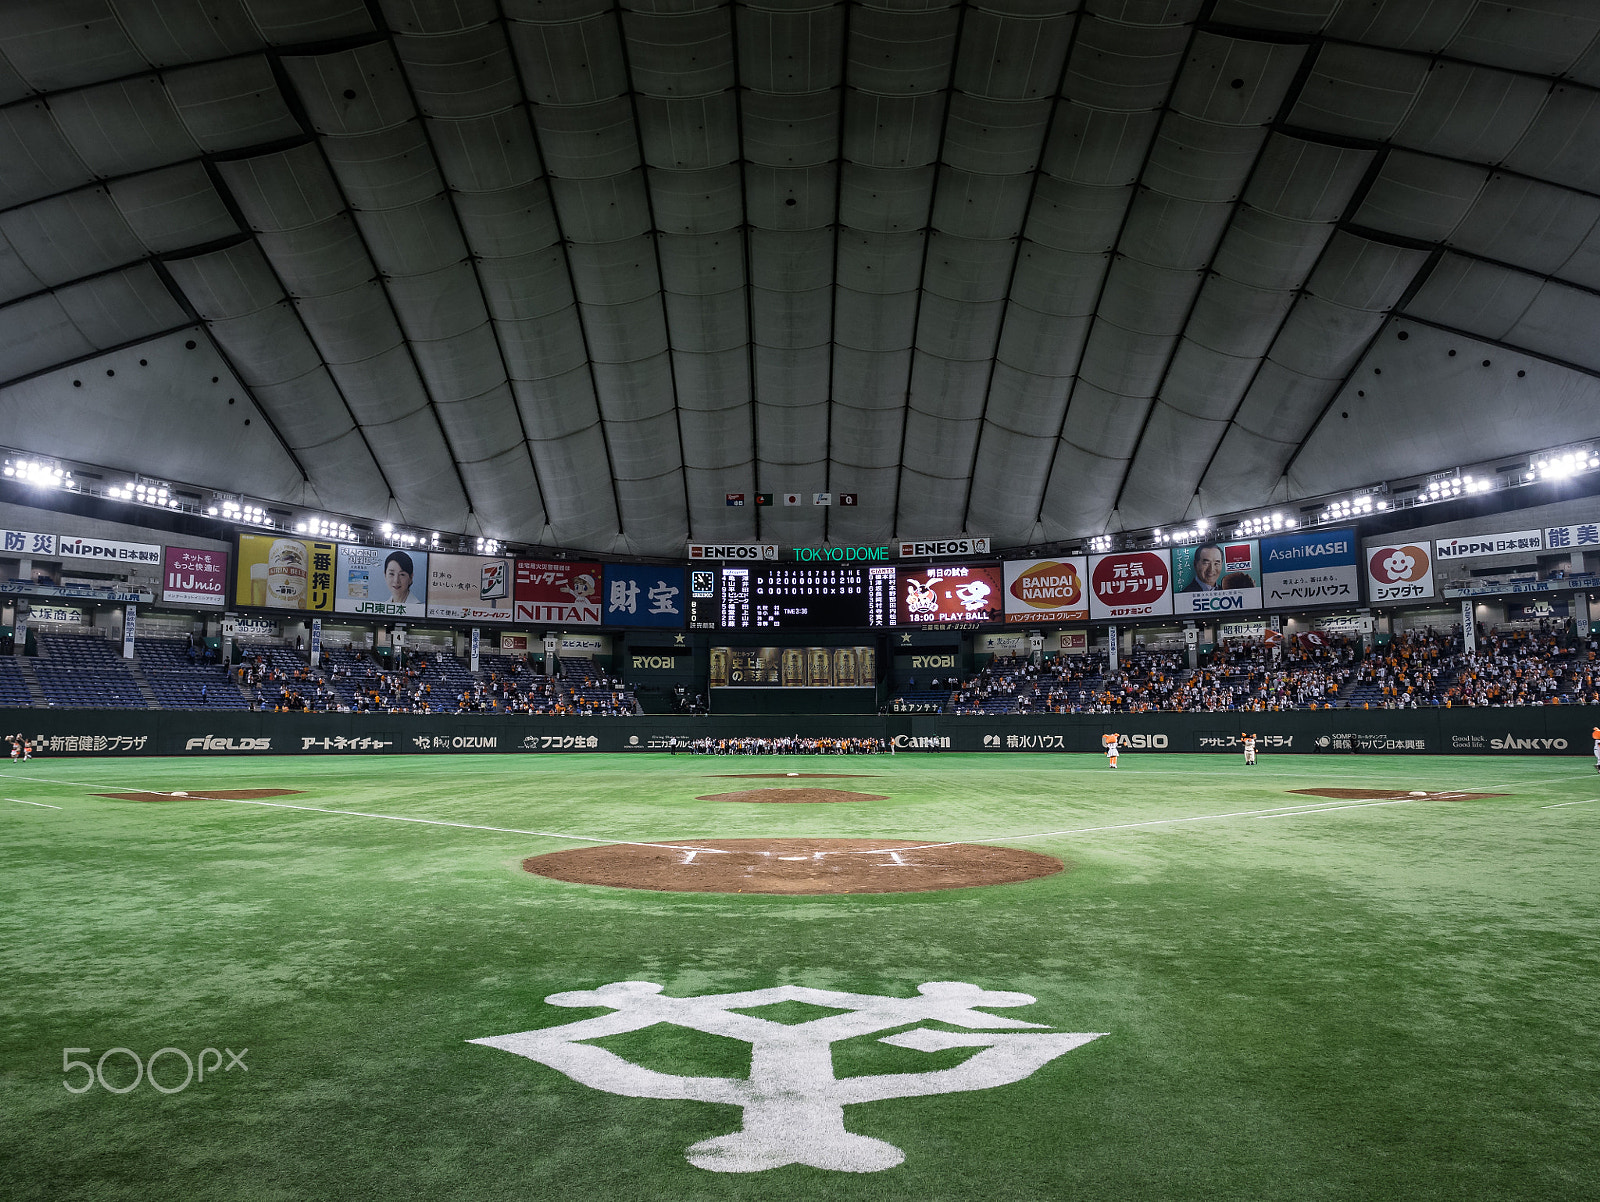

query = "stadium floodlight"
[{"left": 5, "top": 458, "right": 69, "bottom": 489}]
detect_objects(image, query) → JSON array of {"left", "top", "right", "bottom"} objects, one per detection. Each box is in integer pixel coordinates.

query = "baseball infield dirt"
[
  {"left": 710, "top": 774, "right": 875, "bottom": 779},
  {"left": 1290, "top": 788, "right": 1505, "bottom": 801},
  {"left": 695, "top": 788, "right": 887, "bottom": 804},
  {"left": 96, "top": 789, "right": 304, "bottom": 802},
  {"left": 524, "top": 838, "right": 1064, "bottom": 894}
]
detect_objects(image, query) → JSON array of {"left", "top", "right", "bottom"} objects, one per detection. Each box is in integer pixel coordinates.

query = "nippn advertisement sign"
[
  {"left": 1365, "top": 542, "right": 1434, "bottom": 603},
  {"left": 1088, "top": 550, "right": 1173, "bottom": 620},
  {"left": 427, "top": 555, "right": 513, "bottom": 622},
  {"left": 1003, "top": 558, "right": 1089, "bottom": 623},
  {"left": 1172, "top": 540, "right": 1260, "bottom": 615}
]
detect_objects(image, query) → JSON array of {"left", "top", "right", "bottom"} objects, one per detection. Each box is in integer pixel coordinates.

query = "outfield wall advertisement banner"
[
  {"left": 1003, "top": 558, "right": 1088, "bottom": 623},
  {"left": 515, "top": 561, "right": 602, "bottom": 624},
  {"left": 427, "top": 554, "right": 512, "bottom": 622},
  {"left": 1434, "top": 530, "right": 1543, "bottom": 560},
  {"left": 896, "top": 564, "right": 1002, "bottom": 624},
  {"left": 1261, "top": 528, "right": 1358, "bottom": 608},
  {"left": 335, "top": 545, "right": 427, "bottom": 617},
  {"left": 1088, "top": 550, "right": 1173, "bottom": 619},
  {"left": 235, "top": 535, "right": 336, "bottom": 611},
  {"left": 1172, "top": 541, "right": 1260, "bottom": 615},
  {"left": 602, "top": 564, "right": 685, "bottom": 627},
  {"left": 1365, "top": 541, "right": 1434, "bottom": 603},
  {"left": 162, "top": 547, "right": 228, "bottom": 607}
]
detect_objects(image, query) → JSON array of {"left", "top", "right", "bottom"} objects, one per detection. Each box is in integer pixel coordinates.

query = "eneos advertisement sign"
[
  {"left": 515, "top": 561, "right": 602, "bottom": 625},
  {"left": 895, "top": 564, "right": 1003, "bottom": 624},
  {"left": 1365, "top": 542, "right": 1434, "bottom": 603},
  {"left": 1003, "top": 557, "right": 1089, "bottom": 623},
  {"left": 1088, "top": 550, "right": 1173, "bottom": 619},
  {"left": 1172, "top": 540, "right": 1260, "bottom": 615}
]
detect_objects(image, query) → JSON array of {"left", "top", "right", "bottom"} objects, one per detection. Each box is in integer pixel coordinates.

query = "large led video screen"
[
  {"left": 718, "top": 565, "right": 894, "bottom": 629},
  {"left": 895, "top": 563, "right": 1003, "bottom": 624}
]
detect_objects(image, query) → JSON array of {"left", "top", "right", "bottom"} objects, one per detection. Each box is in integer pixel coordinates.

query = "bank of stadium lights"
[
  {"left": 296, "top": 515, "right": 351, "bottom": 539},
  {"left": 1231, "top": 512, "right": 1295, "bottom": 539},
  {"left": 107, "top": 477, "right": 180, "bottom": 509},
  {"left": 1531, "top": 449, "right": 1600, "bottom": 480},
  {"left": 475, "top": 537, "right": 501, "bottom": 554},
  {"left": 1151, "top": 518, "right": 1210, "bottom": 545},
  {"left": 4, "top": 457, "right": 74, "bottom": 491},
  {"left": 1088, "top": 535, "right": 1113, "bottom": 553},
  {"left": 210, "top": 497, "right": 270, "bottom": 526}
]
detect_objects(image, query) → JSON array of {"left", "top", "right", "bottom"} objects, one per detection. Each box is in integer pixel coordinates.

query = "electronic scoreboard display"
[
  {"left": 687, "top": 567, "right": 719, "bottom": 630},
  {"left": 718, "top": 565, "right": 895, "bottom": 629}
]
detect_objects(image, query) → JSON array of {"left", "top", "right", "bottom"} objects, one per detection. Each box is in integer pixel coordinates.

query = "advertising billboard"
[
  {"left": 708, "top": 645, "right": 876, "bottom": 687},
  {"left": 1171, "top": 540, "right": 1261, "bottom": 616},
  {"left": 1087, "top": 550, "right": 1173, "bottom": 619},
  {"left": 1365, "top": 541, "right": 1434, "bottom": 603},
  {"left": 895, "top": 563, "right": 1003, "bottom": 624},
  {"left": 234, "top": 535, "right": 335, "bottom": 612},
  {"left": 426, "top": 554, "right": 513, "bottom": 622},
  {"left": 1261, "top": 528, "right": 1358, "bottom": 608},
  {"left": 602, "top": 564, "right": 685, "bottom": 628},
  {"left": 1003, "top": 557, "right": 1089, "bottom": 623},
  {"left": 333, "top": 544, "right": 428, "bottom": 618},
  {"left": 515, "top": 560, "right": 602, "bottom": 624},
  {"left": 1434, "top": 530, "right": 1543, "bottom": 560},
  {"left": 162, "top": 547, "right": 228, "bottom": 607}
]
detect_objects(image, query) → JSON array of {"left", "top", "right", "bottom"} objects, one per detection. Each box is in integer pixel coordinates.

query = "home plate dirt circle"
[
  {"left": 695, "top": 788, "right": 887, "bottom": 804},
  {"left": 524, "top": 838, "right": 1064, "bottom": 895}
]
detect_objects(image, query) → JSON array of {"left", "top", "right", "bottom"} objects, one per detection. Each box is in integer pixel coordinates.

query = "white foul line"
[
  {"left": 6, "top": 797, "right": 60, "bottom": 809},
  {"left": 1541, "top": 798, "right": 1598, "bottom": 809}
]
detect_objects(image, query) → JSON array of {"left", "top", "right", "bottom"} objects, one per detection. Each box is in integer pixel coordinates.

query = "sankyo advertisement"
[
  {"left": 334, "top": 545, "right": 428, "bottom": 618},
  {"left": 1171, "top": 540, "right": 1260, "bottom": 616}
]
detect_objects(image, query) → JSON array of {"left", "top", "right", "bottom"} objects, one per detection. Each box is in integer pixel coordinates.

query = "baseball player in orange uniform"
[{"left": 1102, "top": 732, "right": 1119, "bottom": 768}]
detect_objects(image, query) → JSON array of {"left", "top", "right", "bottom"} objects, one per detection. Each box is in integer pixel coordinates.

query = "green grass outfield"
[{"left": 2, "top": 752, "right": 1597, "bottom": 1201}]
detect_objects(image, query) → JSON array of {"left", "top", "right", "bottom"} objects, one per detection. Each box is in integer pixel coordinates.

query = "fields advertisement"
[
  {"left": 1088, "top": 550, "right": 1173, "bottom": 619},
  {"left": 515, "top": 560, "right": 603, "bottom": 625},
  {"left": 234, "top": 534, "right": 335, "bottom": 612},
  {"left": 427, "top": 554, "right": 514, "bottom": 622},
  {"left": 1171, "top": 540, "right": 1260, "bottom": 615},
  {"left": 1003, "top": 557, "right": 1089, "bottom": 623},
  {"left": 334, "top": 545, "right": 428, "bottom": 618}
]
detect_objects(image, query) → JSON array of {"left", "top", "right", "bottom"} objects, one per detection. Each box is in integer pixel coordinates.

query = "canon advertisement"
[
  {"left": 1087, "top": 550, "right": 1173, "bottom": 620},
  {"left": 1261, "top": 529, "right": 1358, "bottom": 609},
  {"left": 1365, "top": 541, "right": 1434, "bottom": 603},
  {"left": 1171, "top": 540, "right": 1261, "bottom": 615},
  {"left": 1002, "top": 557, "right": 1089, "bottom": 623},
  {"left": 895, "top": 563, "right": 1003, "bottom": 624}
]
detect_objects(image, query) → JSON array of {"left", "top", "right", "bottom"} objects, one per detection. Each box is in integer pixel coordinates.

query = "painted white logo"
[{"left": 470, "top": 980, "right": 1102, "bottom": 1173}]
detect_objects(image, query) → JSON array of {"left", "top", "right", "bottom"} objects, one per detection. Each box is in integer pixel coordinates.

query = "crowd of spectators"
[{"left": 678, "top": 736, "right": 886, "bottom": 754}]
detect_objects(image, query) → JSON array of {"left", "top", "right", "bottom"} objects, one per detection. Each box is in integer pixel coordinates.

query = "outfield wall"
[{"left": 5, "top": 707, "right": 1595, "bottom": 756}]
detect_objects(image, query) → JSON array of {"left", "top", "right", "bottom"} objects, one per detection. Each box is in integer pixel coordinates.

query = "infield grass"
[{"left": 2, "top": 751, "right": 1597, "bottom": 1201}]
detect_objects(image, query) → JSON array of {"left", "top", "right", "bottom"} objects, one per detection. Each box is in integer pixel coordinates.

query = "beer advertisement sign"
[{"left": 235, "top": 535, "right": 335, "bottom": 612}]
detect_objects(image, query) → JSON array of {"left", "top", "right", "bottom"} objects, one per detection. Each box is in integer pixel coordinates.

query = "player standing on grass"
[
  {"left": 1242, "top": 732, "right": 1257, "bottom": 767},
  {"left": 1102, "top": 731, "right": 1119, "bottom": 768},
  {"left": 1592, "top": 725, "right": 1599, "bottom": 772}
]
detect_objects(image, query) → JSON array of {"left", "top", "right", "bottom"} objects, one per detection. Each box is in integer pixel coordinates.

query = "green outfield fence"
[{"left": 4, "top": 707, "right": 1596, "bottom": 756}]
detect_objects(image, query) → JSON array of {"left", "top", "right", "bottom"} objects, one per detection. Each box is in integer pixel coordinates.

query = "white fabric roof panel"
[{"left": 3, "top": 2, "right": 1599, "bottom": 555}]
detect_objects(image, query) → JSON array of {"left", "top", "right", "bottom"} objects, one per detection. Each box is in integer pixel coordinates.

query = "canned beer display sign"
[{"left": 1088, "top": 550, "right": 1173, "bottom": 620}]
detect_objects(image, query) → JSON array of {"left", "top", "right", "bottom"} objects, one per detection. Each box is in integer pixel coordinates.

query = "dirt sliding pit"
[
  {"left": 524, "top": 838, "right": 1064, "bottom": 895},
  {"left": 1290, "top": 788, "right": 1506, "bottom": 801},
  {"left": 96, "top": 789, "right": 303, "bottom": 802},
  {"left": 696, "top": 788, "right": 887, "bottom": 804}
]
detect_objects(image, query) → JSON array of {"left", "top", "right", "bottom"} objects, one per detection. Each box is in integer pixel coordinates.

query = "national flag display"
[
  {"left": 725, "top": 493, "right": 745, "bottom": 507},
  {"left": 783, "top": 493, "right": 802, "bottom": 506},
  {"left": 814, "top": 493, "right": 832, "bottom": 506},
  {"left": 755, "top": 493, "right": 773, "bottom": 506}
]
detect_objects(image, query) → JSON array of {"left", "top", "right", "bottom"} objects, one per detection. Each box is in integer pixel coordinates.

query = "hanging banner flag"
[
  {"left": 783, "top": 493, "right": 802, "bottom": 506},
  {"left": 1172, "top": 540, "right": 1261, "bottom": 615},
  {"left": 1365, "top": 541, "right": 1435, "bottom": 603},
  {"left": 1003, "top": 557, "right": 1089, "bottom": 623},
  {"left": 515, "top": 561, "right": 602, "bottom": 625},
  {"left": 838, "top": 494, "right": 858, "bottom": 506},
  {"left": 603, "top": 564, "right": 685, "bottom": 628},
  {"left": 725, "top": 493, "right": 746, "bottom": 506},
  {"left": 1461, "top": 599, "right": 1476, "bottom": 655},
  {"left": 813, "top": 493, "right": 832, "bottom": 506},
  {"left": 1261, "top": 528, "right": 1358, "bottom": 608},
  {"left": 309, "top": 617, "right": 322, "bottom": 666},
  {"left": 1088, "top": 550, "right": 1173, "bottom": 620},
  {"left": 470, "top": 627, "right": 480, "bottom": 673},
  {"left": 122, "top": 605, "right": 137, "bottom": 659},
  {"left": 755, "top": 493, "right": 774, "bottom": 506}
]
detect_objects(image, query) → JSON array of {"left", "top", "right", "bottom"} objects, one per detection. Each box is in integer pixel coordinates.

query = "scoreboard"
[
  {"left": 718, "top": 565, "right": 895, "bottom": 630},
  {"left": 687, "top": 567, "right": 719, "bottom": 630}
]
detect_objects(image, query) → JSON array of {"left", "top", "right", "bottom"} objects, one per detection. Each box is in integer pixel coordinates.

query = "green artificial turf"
[{"left": 1, "top": 752, "right": 1597, "bottom": 1200}]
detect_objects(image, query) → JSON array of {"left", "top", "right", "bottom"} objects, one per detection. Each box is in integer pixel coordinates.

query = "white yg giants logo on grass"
[{"left": 470, "top": 980, "right": 1102, "bottom": 1173}]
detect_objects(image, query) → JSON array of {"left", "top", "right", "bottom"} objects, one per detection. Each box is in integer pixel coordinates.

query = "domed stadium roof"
[{"left": 2, "top": 0, "right": 1599, "bottom": 556}]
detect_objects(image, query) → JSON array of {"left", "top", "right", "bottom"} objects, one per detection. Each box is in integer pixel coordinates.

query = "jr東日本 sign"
[
  {"left": 1365, "top": 542, "right": 1434, "bottom": 603},
  {"left": 1261, "top": 529, "right": 1358, "bottom": 608},
  {"left": 426, "top": 554, "right": 513, "bottom": 622},
  {"left": 1087, "top": 550, "right": 1173, "bottom": 620},
  {"left": 603, "top": 564, "right": 685, "bottom": 628},
  {"left": 896, "top": 564, "right": 1003, "bottom": 624},
  {"left": 162, "top": 547, "right": 228, "bottom": 607},
  {"left": 1003, "top": 558, "right": 1089, "bottom": 623},
  {"left": 334, "top": 545, "right": 428, "bottom": 618},
  {"left": 1433, "top": 530, "right": 1543, "bottom": 560},
  {"left": 515, "top": 561, "right": 602, "bottom": 625},
  {"left": 1171, "top": 540, "right": 1260, "bottom": 615}
]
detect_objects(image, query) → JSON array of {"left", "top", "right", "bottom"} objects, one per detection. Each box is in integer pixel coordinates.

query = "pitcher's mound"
[
  {"left": 696, "top": 788, "right": 886, "bottom": 804},
  {"left": 96, "top": 789, "right": 303, "bottom": 802},
  {"left": 524, "top": 838, "right": 1063, "bottom": 894},
  {"left": 1290, "top": 788, "right": 1505, "bottom": 801}
]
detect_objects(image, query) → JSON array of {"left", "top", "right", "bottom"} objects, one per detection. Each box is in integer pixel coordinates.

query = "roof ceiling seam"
[
  {"left": 497, "top": 6, "right": 627, "bottom": 548},
  {"left": 1033, "top": 13, "right": 1205, "bottom": 540},
  {"left": 959, "top": 8, "right": 1084, "bottom": 539},
  {"left": 375, "top": 12, "right": 552, "bottom": 540},
  {"left": 1380, "top": 309, "right": 1600, "bottom": 384}
]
